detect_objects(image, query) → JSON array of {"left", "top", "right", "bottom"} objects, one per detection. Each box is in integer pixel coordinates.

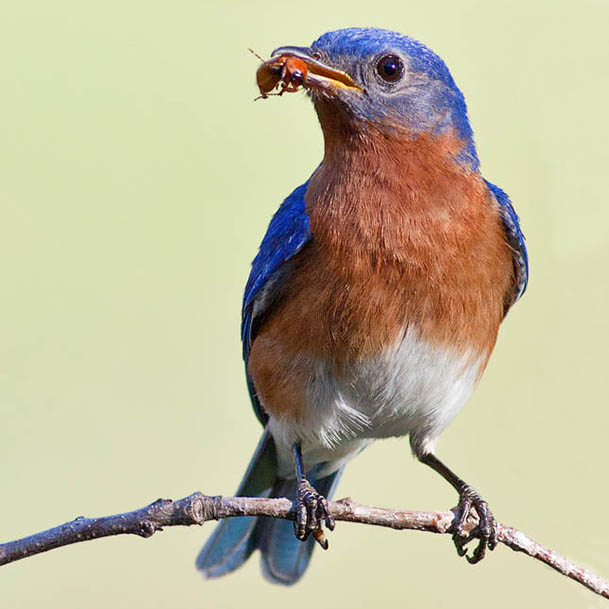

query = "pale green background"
[{"left": 1, "top": 1, "right": 608, "bottom": 608}]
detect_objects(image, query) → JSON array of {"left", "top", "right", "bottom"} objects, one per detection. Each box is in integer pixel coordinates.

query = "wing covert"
[
  {"left": 485, "top": 179, "right": 529, "bottom": 310},
  {"left": 241, "top": 180, "right": 312, "bottom": 424}
]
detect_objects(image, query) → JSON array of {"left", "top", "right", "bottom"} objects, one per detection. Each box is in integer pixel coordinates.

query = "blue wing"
[
  {"left": 484, "top": 179, "right": 529, "bottom": 309},
  {"left": 241, "top": 180, "right": 312, "bottom": 424}
]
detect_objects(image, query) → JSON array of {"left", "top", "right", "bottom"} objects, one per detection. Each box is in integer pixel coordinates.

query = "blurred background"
[{"left": 1, "top": 1, "right": 608, "bottom": 607}]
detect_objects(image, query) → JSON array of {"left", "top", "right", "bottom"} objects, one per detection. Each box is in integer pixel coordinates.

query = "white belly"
[{"left": 268, "top": 326, "right": 484, "bottom": 477}]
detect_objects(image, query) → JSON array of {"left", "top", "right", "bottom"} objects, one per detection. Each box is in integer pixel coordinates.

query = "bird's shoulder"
[
  {"left": 483, "top": 179, "right": 529, "bottom": 310},
  {"left": 242, "top": 179, "right": 312, "bottom": 362}
]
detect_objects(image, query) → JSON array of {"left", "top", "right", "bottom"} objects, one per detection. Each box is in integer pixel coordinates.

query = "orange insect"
[{"left": 250, "top": 49, "right": 308, "bottom": 99}]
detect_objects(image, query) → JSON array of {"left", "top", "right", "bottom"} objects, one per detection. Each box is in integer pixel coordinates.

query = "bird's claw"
[
  {"left": 451, "top": 485, "right": 498, "bottom": 564},
  {"left": 294, "top": 479, "right": 334, "bottom": 549}
]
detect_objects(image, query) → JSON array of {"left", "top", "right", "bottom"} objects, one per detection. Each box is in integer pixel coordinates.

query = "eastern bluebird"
[{"left": 197, "top": 27, "right": 528, "bottom": 585}]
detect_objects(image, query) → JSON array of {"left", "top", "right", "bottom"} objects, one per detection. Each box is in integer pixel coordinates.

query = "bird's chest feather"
[{"left": 247, "top": 133, "right": 513, "bottom": 455}]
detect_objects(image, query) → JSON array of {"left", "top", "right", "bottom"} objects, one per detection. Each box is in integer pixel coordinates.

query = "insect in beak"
[{"left": 250, "top": 47, "right": 361, "bottom": 99}]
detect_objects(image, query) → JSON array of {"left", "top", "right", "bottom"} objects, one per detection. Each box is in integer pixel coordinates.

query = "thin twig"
[{"left": 1, "top": 493, "right": 607, "bottom": 600}]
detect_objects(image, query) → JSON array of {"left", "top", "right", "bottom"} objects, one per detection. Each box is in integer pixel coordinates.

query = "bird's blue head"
[{"left": 273, "top": 28, "right": 478, "bottom": 169}]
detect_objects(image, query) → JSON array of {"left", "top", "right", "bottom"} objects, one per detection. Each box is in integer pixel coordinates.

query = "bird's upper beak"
[{"left": 271, "top": 46, "right": 362, "bottom": 93}]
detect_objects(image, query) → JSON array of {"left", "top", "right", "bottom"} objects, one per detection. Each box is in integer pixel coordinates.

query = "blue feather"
[
  {"left": 241, "top": 179, "right": 312, "bottom": 423},
  {"left": 485, "top": 179, "right": 529, "bottom": 305},
  {"left": 242, "top": 180, "right": 312, "bottom": 345},
  {"left": 196, "top": 431, "right": 277, "bottom": 577},
  {"left": 312, "top": 28, "right": 457, "bottom": 90}
]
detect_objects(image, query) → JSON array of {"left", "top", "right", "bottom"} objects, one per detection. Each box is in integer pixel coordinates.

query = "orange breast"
[{"left": 247, "top": 130, "right": 514, "bottom": 423}]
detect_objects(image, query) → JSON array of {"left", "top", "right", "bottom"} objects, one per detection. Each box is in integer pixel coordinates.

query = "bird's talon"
[
  {"left": 453, "top": 537, "right": 468, "bottom": 557},
  {"left": 312, "top": 528, "right": 329, "bottom": 550},
  {"left": 466, "top": 547, "right": 484, "bottom": 565},
  {"left": 295, "top": 500, "right": 309, "bottom": 540},
  {"left": 450, "top": 486, "right": 497, "bottom": 564},
  {"left": 317, "top": 496, "right": 335, "bottom": 530},
  {"left": 294, "top": 479, "right": 334, "bottom": 544},
  {"left": 486, "top": 531, "right": 498, "bottom": 553}
]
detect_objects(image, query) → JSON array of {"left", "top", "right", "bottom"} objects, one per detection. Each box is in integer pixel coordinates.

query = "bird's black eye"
[{"left": 376, "top": 54, "right": 404, "bottom": 82}]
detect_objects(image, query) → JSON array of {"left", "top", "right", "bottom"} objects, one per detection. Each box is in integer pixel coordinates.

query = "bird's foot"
[
  {"left": 451, "top": 484, "right": 498, "bottom": 564},
  {"left": 293, "top": 479, "right": 334, "bottom": 549}
]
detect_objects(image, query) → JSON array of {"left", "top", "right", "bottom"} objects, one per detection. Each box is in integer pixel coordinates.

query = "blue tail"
[{"left": 196, "top": 430, "right": 343, "bottom": 585}]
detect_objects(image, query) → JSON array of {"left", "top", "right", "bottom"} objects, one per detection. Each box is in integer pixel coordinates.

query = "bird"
[{"left": 197, "top": 27, "right": 528, "bottom": 585}]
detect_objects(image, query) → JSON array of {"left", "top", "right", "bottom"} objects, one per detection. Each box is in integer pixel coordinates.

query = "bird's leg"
[
  {"left": 292, "top": 443, "right": 335, "bottom": 549},
  {"left": 419, "top": 453, "right": 498, "bottom": 564}
]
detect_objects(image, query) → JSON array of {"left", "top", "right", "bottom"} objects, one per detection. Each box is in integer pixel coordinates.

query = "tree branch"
[{"left": 1, "top": 493, "right": 607, "bottom": 600}]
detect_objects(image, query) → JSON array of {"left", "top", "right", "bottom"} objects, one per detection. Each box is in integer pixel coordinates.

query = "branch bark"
[{"left": 1, "top": 493, "right": 607, "bottom": 600}]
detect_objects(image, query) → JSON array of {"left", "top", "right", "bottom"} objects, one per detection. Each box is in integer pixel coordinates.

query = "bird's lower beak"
[{"left": 271, "top": 46, "right": 362, "bottom": 92}]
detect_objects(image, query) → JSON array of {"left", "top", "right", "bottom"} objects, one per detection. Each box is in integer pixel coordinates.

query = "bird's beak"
[{"left": 271, "top": 46, "right": 362, "bottom": 92}]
